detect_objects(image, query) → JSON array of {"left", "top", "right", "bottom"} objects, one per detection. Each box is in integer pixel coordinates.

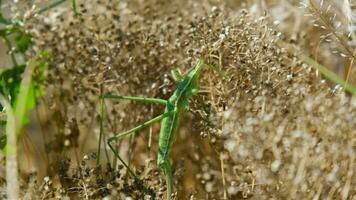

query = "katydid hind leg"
[
  {"left": 97, "top": 95, "right": 167, "bottom": 164},
  {"left": 107, "top": 111, "right": 174, "bottom": 177},
  {"left": 160, "top": 160, "right": 174, "bottom": 199}
]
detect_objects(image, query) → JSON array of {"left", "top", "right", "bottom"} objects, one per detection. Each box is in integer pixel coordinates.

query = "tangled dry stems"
[{"left": 1, "top": 0, "right": 354, "bottom": 199}]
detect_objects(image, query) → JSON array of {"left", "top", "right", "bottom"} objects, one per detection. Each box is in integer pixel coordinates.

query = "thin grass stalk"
[{"left": 308, "top": 0, "right": 355, "bottom": 59}]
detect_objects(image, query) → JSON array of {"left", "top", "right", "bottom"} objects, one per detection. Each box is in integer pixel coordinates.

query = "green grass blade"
[
  {"left": 14, "top": 60, "right": 35, "bottom": 134},
  {"left": 280, "top": 41, "right": 356, "bottom": 95},
  {"left": 36, "top": 0, "right": 66, "bottom": 14},
  {"left": 298, "top": 53, "right": 356, "bottom": 95},
  {"left": 0, "top": 94, "right": 19, "bottom": 200},
  {"left": 70, "top": 0, "right": 77, "bottom": 15}
]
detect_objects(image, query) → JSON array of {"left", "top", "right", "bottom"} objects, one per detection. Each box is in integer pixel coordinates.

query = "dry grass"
[{"left": 0, "top": 0, "right": 355, "bottom": 199}]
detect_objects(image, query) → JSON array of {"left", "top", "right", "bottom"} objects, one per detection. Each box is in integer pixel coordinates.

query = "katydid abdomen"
[{"left": 157, "top": 93, "right": 184, "bottom": 199}]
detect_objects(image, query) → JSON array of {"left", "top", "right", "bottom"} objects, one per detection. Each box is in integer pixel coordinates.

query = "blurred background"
[{"left": 0, "top": 0, "right": 355, "bottom": 199}]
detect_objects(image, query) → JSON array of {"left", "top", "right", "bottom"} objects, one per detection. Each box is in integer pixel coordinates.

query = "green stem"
[
  {"left": 70, "top": 0, "right": 77, "bottom": 15},
  {"left": 35, "top": 0, "right": 66, "bottom": 15},
  {"left": 280, "top": 41, "right": 356, "bottom": 95},
  {"left": 0, "top": 94, "right": 19, "bottom": 200},
  {"left": 298, "top": 53, "right": 356, "bottom": 95}
]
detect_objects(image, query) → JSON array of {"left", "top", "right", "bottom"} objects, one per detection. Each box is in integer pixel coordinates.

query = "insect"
[{"left": 97, "top": 59, "right": 227, "bottom": 199}]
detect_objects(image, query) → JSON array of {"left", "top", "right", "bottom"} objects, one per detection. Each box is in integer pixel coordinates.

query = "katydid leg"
[
  {"left": 100, "top": 94, "right": 167, "bottom": 105},
  {"left": 97, "top": 95, "right": 167, "bottom": 165},
  {"left": 108, "top": 111, "right": 175, "bottom": 178},
  {"left": 159, "top": 161, "right": 173, "bottom": 199}
]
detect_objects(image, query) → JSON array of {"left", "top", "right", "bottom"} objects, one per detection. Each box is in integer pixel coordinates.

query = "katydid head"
[
  {"left": 171, "top": 59, "right": 228, "bottom": 99},
  {"left": 173, "top": 60, "right": 204, "bottom": 98}
]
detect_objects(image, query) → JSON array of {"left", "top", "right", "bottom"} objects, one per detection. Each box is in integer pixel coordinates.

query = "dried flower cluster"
[
  {"left": 209, "top": 15, "right": 356, "bottom": 198},
  {"left": 2, "top": 0, "right": 354, "bottom": 199}
]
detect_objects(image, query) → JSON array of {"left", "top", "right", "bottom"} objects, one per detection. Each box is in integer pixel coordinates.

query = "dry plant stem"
[
  {"left": 341, "top": 155, "right": 353, "bottom": 200},
  {"left": 220, "top": 153, "right": 227, "bottom": 200},
  {"left": 308, "top": 0, "right": 355, "bottom": 82},
  {"left": 344, "top": 52, "right": 354, "bottom": 91},
  {"left": 80, "top": 179, "right": 89, "bottom": 200},
  {"left": 3, "top": 36, "right": 18, "bottom": 66},
  {"left": 0, "top": 95, "right": 18, "bottom": 200},
  {"left": 97, "top": 97, "right": 105, "bottom": 165},
  {"left": 35, "top": 99, "right": 49, "bottom": 168},
  {"left": 309, "top": 0, "right": 355, "bottom": 59}
]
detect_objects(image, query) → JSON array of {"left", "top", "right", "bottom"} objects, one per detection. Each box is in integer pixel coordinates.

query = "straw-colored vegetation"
[{"left": 0, "top": 0, "right": 355, "bottom": 199}]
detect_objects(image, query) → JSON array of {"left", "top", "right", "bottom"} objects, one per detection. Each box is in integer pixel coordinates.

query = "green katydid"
[{"left": 97, "top": 59, "right": 227, "bottom": 199}]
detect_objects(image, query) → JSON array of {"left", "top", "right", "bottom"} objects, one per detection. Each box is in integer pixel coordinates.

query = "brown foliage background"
[{"left": 0, "top": 0, "right": 355, "bottom": 199}]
